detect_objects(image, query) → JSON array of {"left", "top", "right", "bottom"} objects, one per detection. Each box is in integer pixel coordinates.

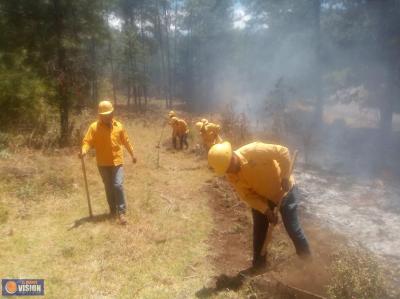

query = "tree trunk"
[
  {"left": 90, "top": 36, "right": 98, "bottom": 104},
  {"left": 156, "top": 0, "right": 168, "bottom": 107},
  {"left": 108, "top": 40, "right": 117, "bottom": 107},
  {"left": 134, "top": 85, "right": 138, "bottom": 109},
  {"left": 185, "top": 8, "right": 194, "bottom": 107},
  {"left": 133, "top": 53, "right": 141, "bottom": 110},
  {"left": 172, "top": 0, "right": 178, "bottom": 104},
  {"left": 127, "top": 84, "right": 131, "bottom": 108},
  {"left": 53, "top": 0, "right": 70, "bottom": 146},
  {"left": 163, "top": 1, "right": 172, "bottom": 108},
  {"left": 140, "top": 2, "right": 148, "bottom": 111},
  {"left": 312, "top": 0, "right": 323, "bottom": 126}
]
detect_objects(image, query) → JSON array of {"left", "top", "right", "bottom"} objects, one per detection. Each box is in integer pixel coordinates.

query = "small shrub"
[
  {"left": 220, "top": 101, "right": 251, "bottom": 145},
  {"left": 61, "top": 246, "right": 75, "bottom": 258},
  {"left": 0, "top": 132, "right": 10, "bottom": 149},
  {"left": 0, "top": 149, "right": 11, "bottom": 160},
  {"left": 43, "top": 175, "right": 74, "bottom": 193},
  {"left": 0, "top": 203, "right": 8, "bottom": 224},
  {"left": 327, "top": 247, "right": 387, "bottom": 299},
  {"left": 15, "top": 183, "right": 39, "bottom": 201}
]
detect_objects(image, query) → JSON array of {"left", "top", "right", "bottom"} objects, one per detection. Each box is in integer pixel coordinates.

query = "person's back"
[
  {"left": 195, "top": 119, "right": 223, "bottom": 150},
  {"left": 174, "top": 118, "right": 188, "bottom": 136},
  {"left": 202, "top": 122, "right": 222, "bottom": 149},
  {"left": 227, "top": 142, "right": 294, "bottom": 205},
  {"left": 170, "top": 116, "right": 189, "bottom": 149},
  {"left": 208, "top": 141, "right": 310, "bottom": 271}
]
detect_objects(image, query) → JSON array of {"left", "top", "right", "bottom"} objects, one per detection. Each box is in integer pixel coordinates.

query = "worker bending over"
[
  {"left": 170, "top": 116, "right": 189, "bottom": 150},
  {"left": 195, "top": 118, "right": 223, "bottom": 150},
  {"left": 208, "top": 141, "right": 310, "bottom": 270}
]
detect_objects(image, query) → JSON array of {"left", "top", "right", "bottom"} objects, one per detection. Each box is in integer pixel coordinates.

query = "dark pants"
[
  {"left": 180, "top": 134, "right": 188, "bottom": 149},
  {"left": 252, "top": 187, "right": 310, "bottom": 265},
  {"left": 172, "top": 134, "right": 188, "bottom": 149},
  {"left": 98, "top": 165, "right": 126, "bottom": 214}
]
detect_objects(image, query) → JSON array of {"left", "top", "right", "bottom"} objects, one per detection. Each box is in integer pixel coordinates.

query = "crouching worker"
[
  {"left": 208, "top": 141, "right": 310, "bottom": 271},
  {"left": 170, "top": 116, "right": 189, "bottom": 150},
  {"left": 79, "top": 100, "right": 137, "bottom": 225},
  {"left": 195, "top": 118, "right": 223, "bottom": 151}
]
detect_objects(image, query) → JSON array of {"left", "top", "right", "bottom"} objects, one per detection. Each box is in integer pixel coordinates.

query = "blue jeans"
[
  {"left": 98, "top": 165, "right": 126, "bottom": 214},
  {"left": 252, "top": 186, "right": 310, "bottom": 264}
]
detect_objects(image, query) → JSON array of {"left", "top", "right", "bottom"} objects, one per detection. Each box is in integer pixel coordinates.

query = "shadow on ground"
[
  {"left": 195, "top": 273, "right": 245, "bottom": 298},
  {"left": 68, "top": 213, "right": 111, "bottom": 230}
]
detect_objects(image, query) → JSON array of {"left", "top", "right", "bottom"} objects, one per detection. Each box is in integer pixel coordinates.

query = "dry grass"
[
  {"left": 0, "top": 102, "right": 220, "bottom": 298},
  {"left": 326, "top": 247, "right": 387, "bottom": 299},
  {"left": 1, "top": 101, "right": 392, "bottom": 299}
]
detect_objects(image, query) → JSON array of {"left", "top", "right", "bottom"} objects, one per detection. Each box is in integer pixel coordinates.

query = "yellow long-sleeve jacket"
[
  {"left": 201, "top": 123, "right": 222, "bottom": 149},
  {"left": 171, "top": 118, "right": 189, "bottom": 137},
  {"left": 226, "top": 142, "right": 294, "bottom": 214},
  {"left": 81, "top": 119, "right": 134, "bottom": 166}
]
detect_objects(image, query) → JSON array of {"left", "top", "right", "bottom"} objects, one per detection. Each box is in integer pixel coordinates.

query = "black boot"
[
  {"left": 240, "top": 255, "right": 267, "bottom": 277},
  {"left": 109, "top": 209, "right": 117, "bottom": 219},
  {"left": 252, "top": 255, "right": 266, "bottom": 269}
]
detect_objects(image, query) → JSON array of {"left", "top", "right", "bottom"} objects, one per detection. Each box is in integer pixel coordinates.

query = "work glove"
[
  {"left": 281, "top": 178, "right": 290, "bottom": 192},
  {"left": 264, "top": 208, "right": 278, "bottom": 225}
]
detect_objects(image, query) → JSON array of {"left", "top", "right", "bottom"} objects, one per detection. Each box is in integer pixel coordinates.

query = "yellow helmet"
[
  {"left": 208, "top": 141, "right": 232, "bottom": 176},
  {"left": 168, "top": 110, "right": 176, "bottom": 118},
  {"left": 170, "top": 116, "right": 178, "bottom": 124},
  {"left": 195, "top": 121, "right": 203, "bottom": 130},
  {"left": 98, "top": 100, "right": 114, "bottom": 115},
  {"left": 201, "top": 118, "right": 209, "bottom": 125}
]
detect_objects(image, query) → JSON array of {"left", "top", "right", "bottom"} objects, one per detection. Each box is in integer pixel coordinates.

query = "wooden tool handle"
[{"left": 80, "top": 153, "right": 93, "bottom": 218}]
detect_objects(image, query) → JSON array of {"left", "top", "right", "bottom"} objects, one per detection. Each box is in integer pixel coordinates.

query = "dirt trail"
[
  {"left": 124, "top": 108, "right": 337, "bottom": 298},
  {"left": 140, "top": 110, "right": 343, "bottom": 298},
  {"left": 197, "top": 175, "right": 345, "bottom": 298}
]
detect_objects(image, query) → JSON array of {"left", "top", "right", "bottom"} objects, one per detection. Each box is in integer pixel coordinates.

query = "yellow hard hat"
[
  {"left": 208, "top": 141, "right": 232, "bottom": 176},
  {"left": 168, "top": 110, "right": 176, "bottom": 118},
  {"left": 201, "top": 118, "right": 209, "bottom": 125},
  {"left": 170, "top": 116, "right": 178, "bottom": 123},
  {"left": 98, "top": 100, "right": 114, "bottom": 115},
  {"left": 195, "top": 121, "right": 203, "bottom": 130}
]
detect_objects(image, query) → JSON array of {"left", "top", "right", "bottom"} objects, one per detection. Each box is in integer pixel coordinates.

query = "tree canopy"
[{"left": 1, "top": 0, "right": 399, "bottom": 144}]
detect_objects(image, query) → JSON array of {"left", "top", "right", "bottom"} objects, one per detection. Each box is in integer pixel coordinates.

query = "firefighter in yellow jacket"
[
  {"left": 208, "top": 141, "right": 310, "bottom": 269},
  {"left": 79, "top": 100, "right": 136, "bottom": 225},
  {"left": 168, "top": 110, "right": 176, "bottom": 119},
  {"left": 170, "top": 116, "right": 189, "bottom": 149},
  {"left": 195, "top": 118, "right": 223, "bottom": 150}
]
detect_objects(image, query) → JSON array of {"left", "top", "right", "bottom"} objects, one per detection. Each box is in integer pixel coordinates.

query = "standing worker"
[
  {"left": 170, "top": 116, "right": 189, "bottom": 150},
  {"left": 79, "top": 100, "right": 137, "bottom": 225},
  {"left": 195, "top": 118, "right": 223, "bottom": 150},
  {"left": 208, "top": 141, "right": 310, "bottom": 271}
]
